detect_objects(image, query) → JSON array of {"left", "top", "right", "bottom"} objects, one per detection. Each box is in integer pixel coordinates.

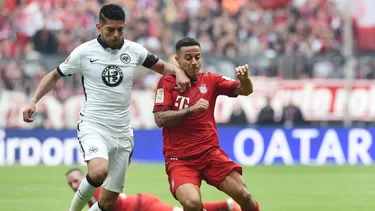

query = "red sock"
[{"left": 202, "top": 201, "right": 228, "bottom": 211}]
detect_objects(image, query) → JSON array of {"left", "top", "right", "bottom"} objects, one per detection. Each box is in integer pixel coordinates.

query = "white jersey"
[{"left": 57, "top": 37, "right": 152, "bottom": 137}]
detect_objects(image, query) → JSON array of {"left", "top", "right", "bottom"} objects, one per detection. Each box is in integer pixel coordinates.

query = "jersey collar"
[{"left": 97, "top": 35, "right": 124, "bottom": 50}]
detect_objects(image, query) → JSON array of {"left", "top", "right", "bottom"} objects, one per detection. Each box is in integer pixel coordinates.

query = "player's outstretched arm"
[
  {"left": 234, "top": 64, "right": 253, "bottom": 96},
  {"left": 22, "top": 69, "right": 62, "bottom": 123}
]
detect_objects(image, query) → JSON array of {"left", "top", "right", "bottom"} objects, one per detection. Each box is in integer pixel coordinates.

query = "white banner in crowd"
[{"left": 2, "top": 78, "right": 375, "bottom": 129}]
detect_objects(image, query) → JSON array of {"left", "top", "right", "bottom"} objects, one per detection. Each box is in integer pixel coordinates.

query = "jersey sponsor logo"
[
  {"left": 199, "top": 84, "right": 207, "bottom": 94},
  {"left": 102, "top": 65, "right": 123, "bottom": 87},
  {"left": 120, "top": 53, "right": 131, "bottom": 64},
  {"left": 89, "top": 146, "right": 98, "bottom": 153},
  {"left": 175, "top": 96, "right": 190, "bottom": 110},
  {"left": 155, "top": 88, "right": 164, "bottom": 103}
]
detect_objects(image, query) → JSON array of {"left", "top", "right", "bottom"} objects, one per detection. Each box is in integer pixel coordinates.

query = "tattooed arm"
[{"left": 154, "top": 108, "right": 193, "bottom": 127}]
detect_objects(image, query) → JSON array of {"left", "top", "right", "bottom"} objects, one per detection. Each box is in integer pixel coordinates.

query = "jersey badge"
[
  {"left": 102, "top": 65, "right": 123, "bottom": 87},
  {"left": 155, "top": 88, "right": 164, "bottom": 103},
  {"left": 199, "top": 84, "right": 208, "bottom": 94},
  {"left": 120, "top": 53, "right": 131, "bottom": 64}
]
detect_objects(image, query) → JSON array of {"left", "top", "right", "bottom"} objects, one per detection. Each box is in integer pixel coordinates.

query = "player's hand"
[
  {"left": 22, "top": 102, "right": 36, "bottom": 123},
  {"left": 175, "top": 68, "right": 191, "bottom": 92},
  {"left": 189, "top": 99, "right": 209, "bottom": 114},
  {"left": 235, "top": 64, "right": 249, "bottom": 81}
]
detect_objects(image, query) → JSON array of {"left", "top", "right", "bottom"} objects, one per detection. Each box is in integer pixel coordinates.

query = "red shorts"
[{"left": 165, "top": 148, "right": 242, "bottom": 198}]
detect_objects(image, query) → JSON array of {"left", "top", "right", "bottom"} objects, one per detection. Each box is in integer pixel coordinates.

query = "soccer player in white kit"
[{"left": 22, "top": 4, "right": 190, "bottom": 211}]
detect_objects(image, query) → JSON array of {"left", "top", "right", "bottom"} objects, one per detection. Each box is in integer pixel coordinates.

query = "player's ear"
[
  {"left": 174, "top": 55, "right": 179, "bottom": 63},
  {"left": 96, "top": 23, "right": 101, "bottom": 33}
]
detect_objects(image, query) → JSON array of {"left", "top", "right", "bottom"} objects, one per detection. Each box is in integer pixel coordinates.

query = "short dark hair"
[
  {"left": 99, "top": 4, "right": 126, "bottom": 25},
  {"left": 175, "top": 37, "right": 201, "bottom": 52},
  {"left": 65, "top": 168, "right": 84, "bottom": 176}
]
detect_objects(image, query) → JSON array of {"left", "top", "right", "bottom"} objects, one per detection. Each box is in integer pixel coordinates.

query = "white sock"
[
  {"left": 69, "top": 177, "right": 97, "bottom": 211},
  {"left": 88, "top": 202, "right": 102, "bottom": 211}
]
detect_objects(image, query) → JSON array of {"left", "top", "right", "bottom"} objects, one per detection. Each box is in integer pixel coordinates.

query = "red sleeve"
[
  {"left": 211, "top": 73, "right": 240, "bottom": 97},
  {"left": 152, "top": 76, "right": 175, "bottom": 113}
]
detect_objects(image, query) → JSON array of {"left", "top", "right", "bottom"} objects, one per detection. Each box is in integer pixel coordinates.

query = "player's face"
[
  {"left": 175, "top": 46, "right": 201, "bottom": 81},
  {"left": 96, "top": 19, "right": 126, "bottom": 48},
  {"left": 66, "top": 171, "right": 84, "bottom": 192}
]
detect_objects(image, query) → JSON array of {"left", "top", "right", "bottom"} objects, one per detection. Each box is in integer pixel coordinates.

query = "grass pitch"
[{"left": 0, "top": 164, "right": 374, "bottom": 211}]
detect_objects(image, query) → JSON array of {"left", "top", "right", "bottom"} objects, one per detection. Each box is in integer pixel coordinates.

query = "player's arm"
[
  {"left": 213, "top": 64, "right": 253, "bottom": 97},
  {"left": 152, "top": 76, "right": 193, "bottom": 127},
  {"left": 137, "top": 45, "right": 190, "bottom": 91},
  {"left": 29, "top": 69, "right": 62, "bottom": 104},
  {"left": 23, "top": 48, "right": 82, "bottom": 123},
  {"left": 234, "top": 64, "right": 253, "bottom": 96},
  {"left": 154, "top": 108, "right": 193, "bottom": 127}
]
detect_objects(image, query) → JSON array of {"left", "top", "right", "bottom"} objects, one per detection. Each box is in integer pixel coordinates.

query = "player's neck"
[{"left": 97, "top": 35, "right": 124, "bottom": 50}]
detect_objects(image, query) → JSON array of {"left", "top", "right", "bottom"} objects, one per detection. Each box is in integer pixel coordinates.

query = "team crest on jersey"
[
  {"left": 120, "top": 53, "right": 131, "bottom": 64},
  {"left": 199, "top": 84, "right": 208, "bottom": 94},
  {"left": 102, "top": 65, "right": 123, "bottom": 87}
]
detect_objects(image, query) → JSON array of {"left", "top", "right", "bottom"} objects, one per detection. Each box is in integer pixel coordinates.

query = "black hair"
[
  {"left": 65, "top": 168, "right": 84, "bottom": 176},
  {"left": 99, "top": 4, "right": 126, "bottom": 25},
  {"left": 175, "top": 37, "right": 201, "bottom": 52}
]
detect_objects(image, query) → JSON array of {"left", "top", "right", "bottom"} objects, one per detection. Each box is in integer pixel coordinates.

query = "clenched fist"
[
  {"left": 22, "top": 102, "right": 36, "bottom": 123},
  {"left": 235, "top": 64, "right": 249, "bottom": 81},
  {"left": 189, "top": 99, "right": 209, "bottom": 114}
]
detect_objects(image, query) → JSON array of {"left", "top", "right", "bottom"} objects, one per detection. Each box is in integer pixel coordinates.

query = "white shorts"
[{"left": 77, "top": 123, "right": 134, "bottom": 193}]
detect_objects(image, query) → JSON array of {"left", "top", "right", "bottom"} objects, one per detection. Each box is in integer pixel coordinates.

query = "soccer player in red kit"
[
  {"left": 153, "top": 37, "right": 260, "bottom": 211},
  {"left": 66, "top": 168, "right": 242, "bottom": 211}
]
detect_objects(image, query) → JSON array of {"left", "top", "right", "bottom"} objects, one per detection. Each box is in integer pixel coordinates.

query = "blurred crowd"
[{"left": 1, "top": 0, "right": 375, "bottom": 128}]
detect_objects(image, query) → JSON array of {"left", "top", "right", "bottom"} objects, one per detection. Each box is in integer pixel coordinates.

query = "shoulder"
[
  {"left": 70, "top": 39, "right": 97, "bottom": 56},
  {"left": 201, "top": 72, "right": 220, "bottom": 81},
  {"left": 125, "top": 40, "right": 147, "bottom": 51},
  {"left": 157, "top": 75, "right": 176, "bottom": 89}
]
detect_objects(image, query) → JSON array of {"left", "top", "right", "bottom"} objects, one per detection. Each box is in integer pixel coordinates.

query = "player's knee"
[
  {"left": 237, "top": 189, "right": 254, "bottom": 208},
  {"left": 180, "top": 198, "right": 203, "bottom": 211},
  {"left": 88, "top": 166, "right": 108, "bottom": 183}
]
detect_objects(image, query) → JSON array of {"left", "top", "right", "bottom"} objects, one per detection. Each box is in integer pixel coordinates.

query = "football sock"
[
  {"left": 69, "top": 174, "right": 102, "bottom": 211},
  {"left": 202, "top": 201, "right": 228, "bottom": 211}
]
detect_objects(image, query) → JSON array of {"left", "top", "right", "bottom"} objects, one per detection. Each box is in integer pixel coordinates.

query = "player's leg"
[
  {"left": 69, "top": 132, "right": 110, "bottom": 211},
  {"left": 89, "top": 136, "right": 133, "bottom": 211},
  {"left": 204, "top": 149, "right": 259, "bottom": 211},
  {"left": 217, "top": 171, "right": 259, "bottom": 211},
  {"left": 166, "top": 160, "right": 204, "bottom": 211}
]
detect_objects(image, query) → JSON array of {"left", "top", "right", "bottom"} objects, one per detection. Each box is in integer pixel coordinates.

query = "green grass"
[{"left": 0, "top": 164, "right": 374, "bottom": 211}]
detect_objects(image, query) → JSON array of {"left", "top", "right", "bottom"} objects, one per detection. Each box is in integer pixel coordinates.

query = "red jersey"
[{"left": 153, "top": 72, "right": 240, "bottom": 158}]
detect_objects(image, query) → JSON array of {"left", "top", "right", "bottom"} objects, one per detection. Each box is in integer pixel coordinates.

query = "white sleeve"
[
  {"left": 57, "top": 47, "right": 82, "bottom": 76},
  {"left": 134, "top": 43, "right": 149, "bottom": 66}
]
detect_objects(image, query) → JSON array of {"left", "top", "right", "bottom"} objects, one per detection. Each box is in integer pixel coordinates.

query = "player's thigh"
[
  {"left": 203, "top": 148, "right": 243, "bottom": 189},
  {"left": 166, "top": 160, "right": 202, "bottom": 200},
  {"left": 78, "top": 130, "right": 110, "bottom": 180},
  {"left": 102, "top": 136, "right": 133, "bottom": 193}
]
